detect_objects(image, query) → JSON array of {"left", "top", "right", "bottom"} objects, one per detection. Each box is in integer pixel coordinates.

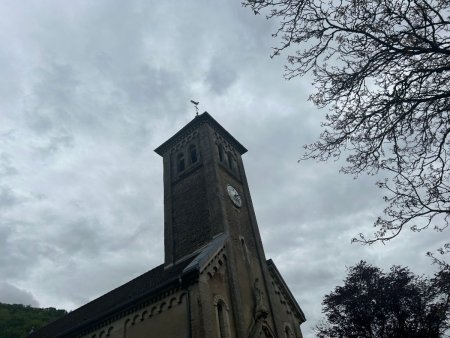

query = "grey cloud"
[
  {"left": 121, "top": 65, "right": 188, "bottom": 117},
  {"left": 0, "top": 225, "right": 14, "bottom": 259},
  {"left": 53, "top": 218, "right": 103, "bottom": 258},
  {"left": 206, "top": 57, "right": 238, "bottom": 95},
  {"left": 0, "top": 282, "right": 39, "bottom": 307},
  {"left": 0, "top": 220, "right": 46, "bottom": 280},
  {"left": 0, "top": 153, "right": 18, "bottom": 177},
  {"left": 0, "top": 186, "right": 21, "bottom": 210},
  {"left": 25, "top": 63, "right": 80, "bottom": 134},
  {"left": 33, "top": 132, "right": 75, "bottom": 157}
]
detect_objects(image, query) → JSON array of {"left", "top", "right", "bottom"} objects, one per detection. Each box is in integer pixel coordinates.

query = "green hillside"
[{"left": 0, "top": 303, "right": 67, "bottom": 338}]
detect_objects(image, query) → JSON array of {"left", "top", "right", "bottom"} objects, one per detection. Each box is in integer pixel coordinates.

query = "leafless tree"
[{"left": 245, "top": 0, "right": 450, "bottom": 259}]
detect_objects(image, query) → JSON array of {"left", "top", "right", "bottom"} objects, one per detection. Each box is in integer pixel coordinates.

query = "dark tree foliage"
[
  {"left": 0, "top": 303, "right": 67, "bottom": 338},
  {"left": 316, "top": 261, "right": 450, "bottom": 338},
  {"left": 245, "top": 0, "right": 450, "bottom": 257}
]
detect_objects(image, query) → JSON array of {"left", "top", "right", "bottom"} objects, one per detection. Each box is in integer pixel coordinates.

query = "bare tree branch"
[{"left": 244, "top": 0, "right": 450, "bottom": 254}]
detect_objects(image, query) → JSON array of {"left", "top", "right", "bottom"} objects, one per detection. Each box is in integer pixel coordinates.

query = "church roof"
[
  {"left": 29, "top": 258, "right": 197, "bottom": 338},
  {"left": 154, "top": 112, "right": 247, "bottom": 156},
  {"left": 183, "top": 233, "right": 226, "bottom": 274}
]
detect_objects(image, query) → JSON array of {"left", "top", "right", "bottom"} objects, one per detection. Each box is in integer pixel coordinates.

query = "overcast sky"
[{"left": 0, "top": 1, "right": 447, "bottom": 337}]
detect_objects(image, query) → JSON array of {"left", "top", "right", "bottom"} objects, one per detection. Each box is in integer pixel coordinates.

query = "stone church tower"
[{"left": 30, "top": 112, "right": 305, "bottom": 338}]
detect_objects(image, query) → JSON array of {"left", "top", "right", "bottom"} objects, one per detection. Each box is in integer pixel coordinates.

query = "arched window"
[
  {"left": 214, "top": 296, "right": 231, "bottom": 338},
  {"left": 217, "top": 301, "right": 230, "bottom": 338},
  {"left": 284, "top": 325, "right": 292, "bottom": 338},
  {"left": 177, "top": 153, "right": 185, "bottom": 173},
  {"left": 240, "top": 237, "right": 250, "bottom": 263},
  {"left": 217, "top": 144, "right": 224, "bottom": 162},
  {"left": 227, "top": 152, "right": 234, "bottom": 170},
  {"left": 189, "top": 144, "right": 198, "bottom": 164}
]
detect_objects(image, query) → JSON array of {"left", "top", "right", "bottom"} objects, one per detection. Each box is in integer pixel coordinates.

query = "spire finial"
[{"left": 190, "top": 100, "right": 199, "bottom": 116}]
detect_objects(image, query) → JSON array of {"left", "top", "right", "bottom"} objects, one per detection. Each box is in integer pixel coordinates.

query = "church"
[{"left": 30, "top": 112, "right": 306, "bottom": 338}]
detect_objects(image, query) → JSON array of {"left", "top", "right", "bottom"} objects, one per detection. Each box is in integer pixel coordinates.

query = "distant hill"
[{"left": 0, "top": 303, "right": 67, "bottom": 338}]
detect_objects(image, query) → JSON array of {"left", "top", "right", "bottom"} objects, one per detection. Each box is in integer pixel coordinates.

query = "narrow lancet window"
[
  {"left": 218, "top": 144, "right": 224, "bottom": 162},
  {"left": 217, "top": 301, "right": 230, "bottom": 338},
  {"left": 190, "top": 144, "right": 198, "bottom": 164},
  {"left": 177, "top": 153, "right": 185, "bottom": 173},
  {"left": 284, "top": 325, "right": 292, "bottom": 338},
  {"left": 227, "top": 152, "right": 234, "bottom": 170},
  {"left": 241, "top": 237, "right": 250, "bottom": 263}
]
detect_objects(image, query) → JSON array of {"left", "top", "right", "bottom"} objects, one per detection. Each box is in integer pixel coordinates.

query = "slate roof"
[
  {"left": 154, "top": 112, "right": 247, "bottom": 156},
  {"left": 29, "top": 236, "right": 228, "bottom": 338},
  {"left": 183, "top": 233, "right": 226, "bottom": 274},
  {"left": 29, "top": 258, "right": 196, "bottom": 338}
]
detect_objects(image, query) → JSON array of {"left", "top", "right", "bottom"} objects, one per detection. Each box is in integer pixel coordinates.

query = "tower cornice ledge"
[{"left": 154, "top": 112, "right": 247, "bottom": 156}]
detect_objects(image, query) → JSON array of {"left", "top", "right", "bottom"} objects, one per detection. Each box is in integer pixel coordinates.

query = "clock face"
[{"left": 226, "top": 184, "right": 242, "bottom": 208}]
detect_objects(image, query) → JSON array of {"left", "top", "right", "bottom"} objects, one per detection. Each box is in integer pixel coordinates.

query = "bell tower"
[
  {"left": 154, "top": 112, "right": 265, "bottom": 267},
  {"left": 155, "top": 112, "right": 305, "bottom": 338}
]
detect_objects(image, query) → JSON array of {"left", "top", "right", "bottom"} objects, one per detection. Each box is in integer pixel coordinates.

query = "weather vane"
[{"left": 190, "top": 100, "right": 199, "bottom": 116}]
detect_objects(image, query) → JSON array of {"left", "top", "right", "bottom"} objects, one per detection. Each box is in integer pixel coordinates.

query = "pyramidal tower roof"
[{"left": 154, "top": 112, "right": 247, "bottom": 156}]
